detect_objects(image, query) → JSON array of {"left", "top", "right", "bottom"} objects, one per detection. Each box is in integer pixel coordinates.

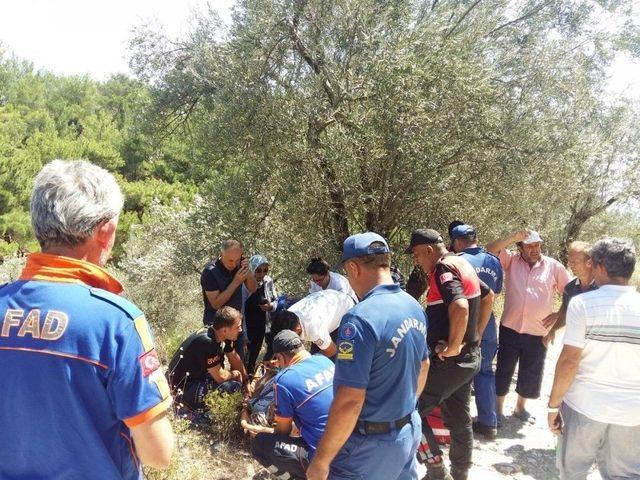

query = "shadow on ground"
[
  {"left": 503, "top": 444, "right": 557, "bottom": 480},
  {"left": 495, "top": 415, "right": 527, "bottom": 440}
]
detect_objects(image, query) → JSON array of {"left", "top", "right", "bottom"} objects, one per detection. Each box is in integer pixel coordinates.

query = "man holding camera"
[{"left": 201, "top": 238, "right": 257, "bottom": 359}]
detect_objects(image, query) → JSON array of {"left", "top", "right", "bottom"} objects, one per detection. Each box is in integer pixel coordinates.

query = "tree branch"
[
  {"left": 287, "top": 6, "right": 338, "bottom": 107},
  {"left": 487, "top": 0, "right": 552, "bottom": 37},
  {"left": 444, "top": 0, "right": 483, "bottom": 39}
]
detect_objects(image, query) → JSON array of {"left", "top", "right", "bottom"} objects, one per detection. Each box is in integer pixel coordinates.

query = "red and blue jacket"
[{"left": 0, "top": 253, "right": 171, "bottom": 479}]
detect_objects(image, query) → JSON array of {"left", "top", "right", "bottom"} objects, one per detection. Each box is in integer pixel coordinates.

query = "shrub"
[
  {"left": 204, "top": 390, "right": 244, "bottom": 442},
  {"left": 0, "top": 255, "right": 26, "bottom": 284}
]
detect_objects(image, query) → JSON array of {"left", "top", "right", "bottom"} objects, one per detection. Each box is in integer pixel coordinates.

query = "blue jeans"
[
  {"left": 330, "top": 410, "right": 421, "bottom": 480},
  {"left": 473, "top": 317, "right": 497, "bottom": 428}
]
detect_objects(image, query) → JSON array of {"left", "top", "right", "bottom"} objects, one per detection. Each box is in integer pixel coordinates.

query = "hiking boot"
[
  {"left": 450, "top": 468, "right": 469, "bottom": 480},
  {"left": 422, "top": 462, "right": 453, "bottom": 480},
  {"left": 472, "top": 421, "right": 497, "bottom": 440}
]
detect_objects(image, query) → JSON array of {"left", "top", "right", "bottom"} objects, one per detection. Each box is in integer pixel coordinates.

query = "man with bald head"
[{"left": 201, "top": 238, "right": 257, "bottom": 359}]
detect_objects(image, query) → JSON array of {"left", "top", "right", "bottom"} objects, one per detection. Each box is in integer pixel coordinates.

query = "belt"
[{"left": 354, "top": 413, "right": 412, "bottom": 436}]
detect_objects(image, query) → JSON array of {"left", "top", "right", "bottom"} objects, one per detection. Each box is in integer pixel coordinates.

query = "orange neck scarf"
[{"left": 20, "top": 252, "right": 123, "bottom": 294}]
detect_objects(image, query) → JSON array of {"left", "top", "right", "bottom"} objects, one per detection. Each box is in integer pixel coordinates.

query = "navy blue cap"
[
  {"left": 272, "top": 329, "right": 304, "bottom": 354},
  {"left": 451, "top": 224, "right": 476, "bottom": 239},
  {"left": 342, "top": 232, "right": 390, "bottom": 262}
]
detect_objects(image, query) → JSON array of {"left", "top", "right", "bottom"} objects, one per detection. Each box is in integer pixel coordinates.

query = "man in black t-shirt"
[
  {"left": 201, "top": 238, "right": 257, "bottom": 360},
  {"left": 168, "top": 307, "right": 248, "bottom": 411},
  {"left": 547, "top": 241, "right": 598, "bottom": 339},
  {"left": 201, "top": 238, "right": 257, "bottom": 324}
]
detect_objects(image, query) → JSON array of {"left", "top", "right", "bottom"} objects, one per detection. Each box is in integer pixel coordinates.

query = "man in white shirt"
[
  {"left": 548, "top": 238, "right": 640, "bottom": 479},
  {"left": 272, "top": 290, "right": 355, "bottom": 358},
  {"left": 307, "top": 258, "right": 357, "bottom": 302}
]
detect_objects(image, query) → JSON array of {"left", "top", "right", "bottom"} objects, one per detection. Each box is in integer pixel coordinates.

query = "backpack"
[{"left": 247, "top": 364, "right": 277, "bottom": 427}]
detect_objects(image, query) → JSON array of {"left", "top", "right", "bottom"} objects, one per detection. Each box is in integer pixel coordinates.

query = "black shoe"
[
  {"left": 451, "top": 468, "right": 469, "bottom": 480},
  {"left": 496, "top": 413, "right": 507, "bottom": 428},
  {"left": 423, "top": 462, "right": 453, "bottom": 480},
  {"left": 472, "top": 421, "right": 497, "bottom": 440},
  {"left": 513, "top": 409, "right": 535, "bottom": 423}
]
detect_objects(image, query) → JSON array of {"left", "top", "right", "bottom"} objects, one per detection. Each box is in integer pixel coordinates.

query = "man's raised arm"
[{"left": 486, "top": 230, "right": 530, "bottom": 255}]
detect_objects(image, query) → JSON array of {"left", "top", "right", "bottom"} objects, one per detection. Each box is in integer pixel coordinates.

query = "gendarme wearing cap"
[
  {"left": 450, "top": 224, "right": 476, "bottom": 239},
  {"left": 307, "top": 231, "right": 429, "bottom": 480},
  {"left": 341, "top": 232, "right": 391, "bottom": 262},
  {"left": 404, "top": 228, "right": 444, "bottom": 254}
]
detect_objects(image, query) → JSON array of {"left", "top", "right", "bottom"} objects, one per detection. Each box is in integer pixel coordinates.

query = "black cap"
[
  {"left": 272, "top": 330, "right": 304, "bottom": 354},
  {"left": 448, "top": 220, "right": 465, "bottom": 237},
  {"left": 404, "top": 229, "right": 444, "bottom": 253}
]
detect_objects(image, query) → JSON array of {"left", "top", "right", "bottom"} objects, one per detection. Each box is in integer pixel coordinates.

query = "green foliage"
[
  {"left": 0, "top": 255, "right": 26, "bottom": 283},
  {"left": 204, "top": 390, "right": 244, "bottom": 442},
  {"left": 129, "top": 0, "right": 640, "bottom": 260},
  {"left": 0, "top": 54, "right": 197, "bottom": 259},
  {"left": 115, "top": 203, "right": 203, "bottom": 360}
]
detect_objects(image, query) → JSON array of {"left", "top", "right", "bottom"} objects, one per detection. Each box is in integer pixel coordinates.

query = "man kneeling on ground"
[
  {"left": 167, "top": 306, "right": 249, "bottom": 413},
  {"left": 251, "top": 330, "right": 334, "bottom": 479},
  {"left": 271, "top": 290, "right": 355, "bottom": 358}
]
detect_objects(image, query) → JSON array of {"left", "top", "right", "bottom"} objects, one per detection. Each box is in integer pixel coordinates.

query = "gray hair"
[
  {"left": 31, "top": 160, "right": 124, "bottom": 249},
  {"left": 568, "top": 241, "right": 591, "bottom": 256},
  {"left": 589, "top": 238, "right": 636, "bottom": 279},
  {"left": 221, "top": 238, "right": 242, "bottom": 251}
]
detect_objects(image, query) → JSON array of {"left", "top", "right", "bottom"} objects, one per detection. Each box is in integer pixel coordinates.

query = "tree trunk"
[
  {"left": 559, "top": 195, "right": 617, "bottom": 264},
  {"left": 307, "top": 121, "right": 350, "bottom": 251}
]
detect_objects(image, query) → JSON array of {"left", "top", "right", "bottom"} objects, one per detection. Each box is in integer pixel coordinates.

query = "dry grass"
[{"left": 144, "top": 416, "right": 265, "bottom": 480}]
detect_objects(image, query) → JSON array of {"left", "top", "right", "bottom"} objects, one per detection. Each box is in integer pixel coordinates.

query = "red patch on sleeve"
[
  {"left": 439, "top": 272, "right": 454, "bottom": 283},
  {"left": 139, "top": 349, "right": 161, "bottom": 377}
]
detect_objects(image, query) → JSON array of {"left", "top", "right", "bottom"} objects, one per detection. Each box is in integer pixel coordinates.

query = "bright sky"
[
  {"left": 0, "top": 0, "right": 234, "bottom": 79},
  {"left": 1, "top": 0, "right": 639, "bottom": 100}
]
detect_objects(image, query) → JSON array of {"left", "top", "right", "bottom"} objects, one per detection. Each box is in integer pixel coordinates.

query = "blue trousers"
[
  {"left": 473, "top": 317, "right": 498, "bottom": 428},
  {"left": 330, "top": 410, "right": 421, "bottom": 480}
]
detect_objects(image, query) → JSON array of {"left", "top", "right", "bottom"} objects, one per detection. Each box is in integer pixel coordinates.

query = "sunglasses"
[{"left": 256, "top": 268, "right": 269, "bottom": 274}]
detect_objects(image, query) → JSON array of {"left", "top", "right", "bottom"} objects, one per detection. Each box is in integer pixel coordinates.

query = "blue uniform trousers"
[
  {"left": 330, "top": 410, "right": 421, "bottom": 480},
  {"left": 473, "top": 317, "right": 498, "bottom": 428}
]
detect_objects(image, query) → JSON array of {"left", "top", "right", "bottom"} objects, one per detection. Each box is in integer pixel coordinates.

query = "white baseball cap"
[{"left": 522, "top": 230, "right": 543, "bottom": 244}]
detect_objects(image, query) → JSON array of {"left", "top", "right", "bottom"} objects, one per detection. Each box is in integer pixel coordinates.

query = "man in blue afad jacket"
[
  {"left": 251, "top": 330, "right": 334, "bottom": 479},
  {"left": 0, "top": 160, "right": 174, "bottom": 479},
  {"left": 307, "top": 232, "right": 430, "bottom": 480},
  {"left": 451, "top": 224, "right": 503, "bottom": 439}
]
